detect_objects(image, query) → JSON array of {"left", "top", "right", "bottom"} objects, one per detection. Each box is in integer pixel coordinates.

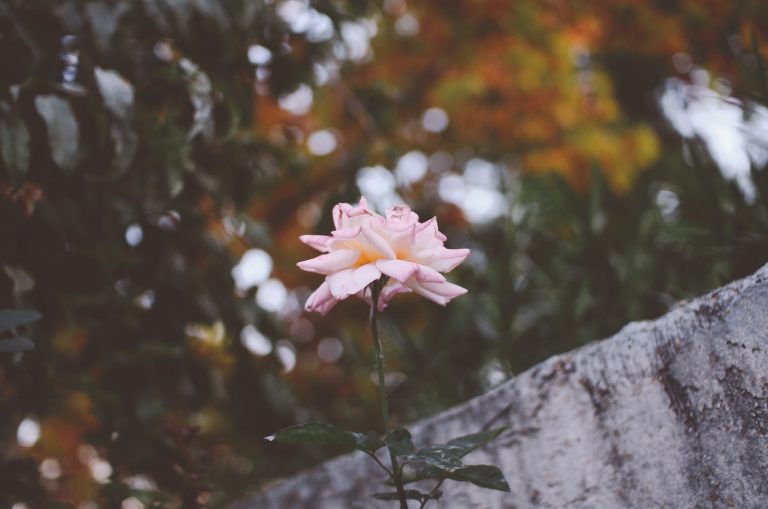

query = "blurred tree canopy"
[{"left": 0, "top": 0, "right": 766, "bottom": 507}]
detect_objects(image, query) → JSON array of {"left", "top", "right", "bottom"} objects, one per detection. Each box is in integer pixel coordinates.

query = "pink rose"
[{"left": 298, "top": 197, "right": 470, "bottom": 314}]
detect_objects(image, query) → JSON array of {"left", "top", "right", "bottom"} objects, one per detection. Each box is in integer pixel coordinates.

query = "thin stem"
[
  {"left": 418, "top": 479, "right": 445, "bottom": 509},
  {"left": 369, "top": 278, "right": 408, "bottom": 509},
  {"left": 363, "top": 450, "right": 393, "bottom": 478},
  {"left": 369, "top": 285, "right": 391, "bottom": 431}
]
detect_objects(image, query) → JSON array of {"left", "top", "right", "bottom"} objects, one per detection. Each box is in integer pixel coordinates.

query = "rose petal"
[
  {"left": 356, "top": 280, "right": 411, "bottom": 310},
  {"left": 300, "top": 234, "right": 333, "bottom": 253},
  {"left": 406, "top": 279, "right": 467, "bottom": 306},
  {"left": 376, "top": 259, "right": 418, "bottom": 282},
  {"left": 415, "top": 264, "right": 446, "bottom": 283},
  {"left": 421, "top": 280, "right": 467, "bottom": 297},
  {"left": 297, "top": 249, "right": 359, "bottom": 275},
  {"left": 413, "top": 217, "right": 447, "bottom": 251},
  {"left": 376, "top": 259, "right": 445, "bottom": 284},
  {"left": 332, "top": 198, "right": 378, "bottom": 230},
  {"left": 386, "top": 205, "right": 419, "bottom": 225},
  {"left": 330, "top": 226, "right": 362, "bottom": 240},
  {"left": 379, "top": 281, "right": 412, "bottom": 309},
  {"left": 327, "top": 264, "right": 381, "bottom": 298},
  {"left": 360, "top": 225, "right": 397, "bottom": 258},
  {"left": 414, "top": 247, "right": 470, "bottom": 272},
  {"left": 304, "top": 281, "right": 339, "bottom": 315}
]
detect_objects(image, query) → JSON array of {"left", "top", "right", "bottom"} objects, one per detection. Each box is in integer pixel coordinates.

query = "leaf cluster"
[{"left": 269, "top": 422, "right": 509, "bottom": 506}]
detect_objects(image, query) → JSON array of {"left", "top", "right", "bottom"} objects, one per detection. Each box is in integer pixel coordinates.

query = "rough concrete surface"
[{"left": 234, "top": 264, "right": 768, "bottom": 509}]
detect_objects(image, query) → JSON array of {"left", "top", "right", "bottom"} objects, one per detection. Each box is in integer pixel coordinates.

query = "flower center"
[{"left": 355, "top": 249, "right": 386, "bottom": 267}]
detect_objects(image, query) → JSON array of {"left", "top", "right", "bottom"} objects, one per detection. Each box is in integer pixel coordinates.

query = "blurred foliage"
[
  {"left": 0, "top": 0, "right": 766, "bottom": 508},
  {"left": 0, "top": 309, "right": 40, "bottom": 352}
]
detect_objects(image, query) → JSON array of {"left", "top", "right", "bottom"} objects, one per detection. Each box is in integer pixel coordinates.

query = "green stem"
[
  {"left": 363, "top": 451, "right": 393, "bottom": 478},
  {"left": 418, "top": 478, "right": 445, "bottom": 509},
  {"left": 369, "top": 278, "right": 408, "bottom": 509}
]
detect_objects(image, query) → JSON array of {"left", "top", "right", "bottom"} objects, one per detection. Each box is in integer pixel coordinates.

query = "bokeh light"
[
  {"left": 275, "top": 340, "right": 297, "bottom": 373},
  {"left": 421, "top": 107, "right": 449, "bottom": 133},
  {"left": 124, "top": 223, "right": 143, "bottom": 247},
  {"left": 660, "top": 77, "right": 768, "bottom": 202},
  {"left": 39, "top": 458, "right": 62, "bottom": 480},
  {"left": 357, "top": 165, "right": 402, "bottom": 211},
  {"left": 247, "top": 45, "right": 272, "bottom": 66},
  {"left": 16, "top": 417, "right": 40, "bottom": 448},
  {"left": 317, "top": 337, "right": 344, "bottom": 363},
  {"left": 394, "top": 150, "right": 429, "bottom": 186},
  {"left": 241, "top": 325, "right": 273, "bottom": 356},
  {"left": 232, "top": 249, "right": 274, "bottom": 292},
  {"left": 278, "top": 84, "right": 313, "bottom": 115},
  {"left": 256, "top": 279, "right": 288, "bottom": 313},
  {"left": 307, "top": 130, "right": 338, "bottom": 156}
]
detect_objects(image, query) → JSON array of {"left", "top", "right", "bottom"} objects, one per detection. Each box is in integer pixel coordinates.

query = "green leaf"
[
  {"left": 3, "top": 265, "right": 35, "bottom": 294},
  {"left": 94, "top": 68, "right": 137, "bottom": 177},
  {"left": 95, "top": 68, "right": 134, "bottom": 120},
  {"left": 408, "top": 445, "right": 464, "bottom": 472},
  {"left": 265, "top": 422, "right": 357, "bottom": 446},
  {"left": 396, "top": 464, "right": 447, "bottom": 485},
  {"left": 448, "top": 465, "right": 510, "bottom": 492},
  {"left": 395, "top": 427, "right": 508, "bottom": 483},
  {"left": 352, "top": 430, "right": 385, "bottom": 454},
  {"left": 372, "top": 489, "right": 440, "bottom": 501},
  {"left": 0, "top": 309, "right": 41, "bottom": 332},
  {"left": 35, "top": 95, "right": 80, "bottom": 172},
  {"left": 0, "top": 337, "right": 34, "bottom": 352},
  {"left": 84, "top": 2, "right": 129, "bottom": 50},
  {"left": 384, "top": 426, "right": 415, "bottom": 457},
  {"left": 443, "top": 426, "right": 508, "bottom": 457},
  {"left": 267, "top": 423, "right": 385, "bottom": 454},
  {"left": 0, "top": 106, "right": 30, "bottom": 184}
]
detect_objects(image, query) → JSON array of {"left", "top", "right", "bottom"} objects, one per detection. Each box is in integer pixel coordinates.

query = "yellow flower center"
[{"left": 355, "top": 248, "right": 387, "bottom": 267}]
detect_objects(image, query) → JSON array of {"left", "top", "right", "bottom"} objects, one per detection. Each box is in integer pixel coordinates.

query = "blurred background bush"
[{"left": 0, "top": 0, "right": 766, "bottom": 507}]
